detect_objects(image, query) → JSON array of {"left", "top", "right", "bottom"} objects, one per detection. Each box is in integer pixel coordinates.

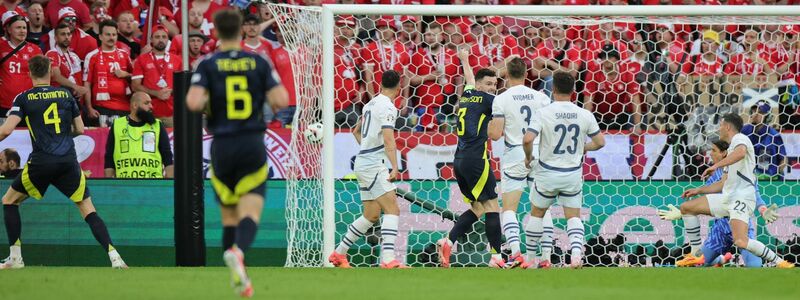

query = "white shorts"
[
  {"left": 500, "top": 147, "right": 530, "bottom": 193},
  {"left": 354, "top": 163, "right": 396, "bottom": 201},
  {"left": 530, "top": 168, "right": 583, "bottom": 209},
  {"left": 706, "top": 193, "right": 754, "bottom": 223}
]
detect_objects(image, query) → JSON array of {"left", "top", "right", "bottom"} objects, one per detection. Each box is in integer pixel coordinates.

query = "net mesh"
[{"left": 273, "top": 3, "right": 800, "bottom": 268}]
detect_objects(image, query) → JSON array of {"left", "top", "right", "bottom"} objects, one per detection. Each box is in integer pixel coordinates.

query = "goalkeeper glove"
[
  {"left": 658, "top": 204, "right": 682, "bottom": 221},
  {"left": 759, "top": 204, "right": 780, "bottom": 224}
]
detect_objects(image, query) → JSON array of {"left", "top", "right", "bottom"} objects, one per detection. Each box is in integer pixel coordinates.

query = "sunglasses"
[{"left": 63, "top": 16, "right": 78, "bottom": 23}]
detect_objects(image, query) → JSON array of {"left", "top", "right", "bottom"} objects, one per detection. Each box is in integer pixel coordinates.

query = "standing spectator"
[
  {"left": 45, "top": 23, "right": 89, "bottom": 98},
  {"left": 45, "top": 0, "right": 92, "bottom": 31},
  {"left": 84, "top": 1, "right": 113, "bottom": 42},
  {"left": 104, "top": 92, "right": 174, "bottom": 178},
  {"left": 584, "top": 45, "right": 642, "bottom": 131},
  {"left": 25, "top": 3, "right": 47, "bottom": 47},
  {"left": 397, "top": 16, "right": 419, "bottom": 57},
  {"left": 0, "top": 0, "right": 25, "bottom": 19},
  {"left": 116, "top": 11, "right": 141, "bottom": 60},
  {"left": 186, "top": 31, "right": 207, "bottom": 69},
  {"left": 771, "top": 25, "right": 800, "bottom": 127},
  {"left": 0, "top": 11, "right": 42, "bottom": 119},
  {"left": 42, "top": 7, "right": 98, "bottom": 61},
  {"left": 584, "top": 22, "right": 630, "bottom": 63},
  {"left": 0, "top": 148, "right": 20, "bottom": 179},
  {"left": 174, "top": 0, "right": 225, "bottom": 37},
  {"left": 470, "top": 16, "right": 519, "bottom": 71},
  {"left": 168, "top": 7, "right": 206, "bottom": 56},
  {"left": 334, "top": 15, "right": 362, "bottom": 128},
  {"left": 652, "top": 25, "right": 686, "bottom": 75},
  {"left": 241, "top": 14, "right": 270, "bottom": 56},
  {"left": 678, "top": 30, "right": 725, "bottom": 77},
  {"left": 83, "top": 20, "right": 132, "bottom": 127},
  {"left": 360, "top": 17, "right": 410, "bottom": 101},
  {"left": 267, "top": 24, "right": 297, "bottom": 127},
  {"left": 531, "top": 23, "right": 581, "bottom": 97},
  {"left": 131, "top": 25, "right": 180, "bottom": 127},
  {"left": 725, "top": 29, "right": 772, "bottom": 75},
  {"left": 409, "top": 23, "right": 460, "bottom": 131},
  {"left": 743, "top": 101, "right": 786, "bottom": 180}
]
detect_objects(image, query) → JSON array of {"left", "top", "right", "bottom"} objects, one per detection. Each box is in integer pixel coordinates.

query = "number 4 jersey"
[
  {"left": 528, "top": 101, "right": 600, "bottom": 173},
  {"left": 191, "top": 49, "right": 281, "bottom": 136},
  {"left": 9, "top": 86, "right": 80, "bottom": 163}
]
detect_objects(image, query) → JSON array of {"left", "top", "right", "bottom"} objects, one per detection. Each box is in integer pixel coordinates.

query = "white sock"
[
  {"left": 501, "top": 211, "right": 521, "bottom": 254},
  {"left": 745, "top": 239, "right": 782, "bottom": 263},
  {"left": 567, "top": 217, "right": 584, "bottom": 258},
  {"left": 541, "top": 210, "right": 554, "bottom": 262},
  {"left": 9, "top": 245, "right": 20, "bottom": 258},
  {"left": 682, "top": 215, "right": 702, "bottom": 256},
  {"left": 524, "top": 216, "right": 543, "bottom": 262},
  {"left": 335, "top": 216, "right": 374, "bottom": 255},
  {"left": 108, "top": 249, "right": 120, "bottom": 259},
  {"left": 380, "top": 214, "right": 399, "bottom": 263}
]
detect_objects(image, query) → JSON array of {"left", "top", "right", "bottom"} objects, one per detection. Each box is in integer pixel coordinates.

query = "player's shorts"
[
  {"left": 500, "top": 147, "right": 529, "bottom": 193},
  {"left": 530, "top": 166, "right": 583, "bottom": 209},
  {"left": 353, "top": 160, "right": 396, "bottom": 201},
  {"left": 454, "top": 158, "right": 497, "bottom": 203},
  {"left": 11, "top": 160, "right": 90, "bottom": 202},
  {"left": 706, "top": 193, "right": 755, "bottom": 223},
  {"left": 210, "top": 133, "right": 267, "bottom": 206}
]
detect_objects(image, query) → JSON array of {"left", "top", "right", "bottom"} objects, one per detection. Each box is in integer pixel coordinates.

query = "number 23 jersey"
[
  {"left": 191, "top": 50, "right": 282, "bottom": 136},
  {"left": 528, "top": 101, "right": 600, "bottom": 172}
]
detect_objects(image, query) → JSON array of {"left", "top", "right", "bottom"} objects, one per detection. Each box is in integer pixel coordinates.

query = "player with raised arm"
[
  {"left": 487, "top": 56, "right": 552, "bottom": 268},
  {"left": 186, "top": 9, "right": 290, "bottom": 297},
  {"left": 328, "top": 70, "right": 408, "bottom": 269},
  {"left": 0, "top": 55, "right": 127, "bottom": 270},
  {"left": 436, "top": 48, "right": 505, "bottom": 268},
  {"left": 657, "top": 114, "right": 794, "bottom": 269},
  {"left": 522, "top": 72, "right": 606, "bottom": 269}
]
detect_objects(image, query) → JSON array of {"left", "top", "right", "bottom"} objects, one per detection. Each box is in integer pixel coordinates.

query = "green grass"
[{"left": 0, "top": 267, "right": 798, "bottom": 299}]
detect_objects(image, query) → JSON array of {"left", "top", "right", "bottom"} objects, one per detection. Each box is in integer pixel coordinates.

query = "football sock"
[
  {"left": 84, "top": 212, "right": 113, "bottom": 252},
  {"left": 567, "top": 217, "right": 585, "bottom": 258},
  {"left": 524, "top": 216, "right": 543, "bottom": 262},
  {"left": 501, "top": 210, "right": 521, "bottom": 254},
  {"left": 335, "top": 216, "right": 373, "bottom": 255},
  {"left": 448, "top": 210, "right": 478, "bottom": 244},
  {"left": 3, "top": 205, "right": 20, "bottom": 248},
  {"left": 745, "top": 239, "right": 782, "bottom": 263},
  {"left": 484, "top": 212, "right": 502, "bottom": 255},
  {"left": 235, "top": 217, "right": 258, "bottom": 253},
  {"left": 682, "top": 215, "right": 702, "bottom": 256},
  {"left": 541, "top": 211, "right": 554, "bottom": 262},
  {"left": 381, "top": 214, "right": 399, "bottom": 263},
  {"left": 222, "top": 226, "right": 236, "bottom": 250}
]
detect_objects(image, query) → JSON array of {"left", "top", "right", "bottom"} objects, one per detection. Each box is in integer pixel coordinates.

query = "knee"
[
  {"left": 363, "top": 210, "right": 381, "bottom": 223},
  {"left": 531, "top": 206, "right": 547, "bottom": 218},
  {"left": 470, "top": 204, "right": 485, "bottom": 217},
  {"left": 679, "top": 202, "right": 691, "bottom": 214},
  {"left": 733, "top": 238, "right": 749, "bottom": 249}
]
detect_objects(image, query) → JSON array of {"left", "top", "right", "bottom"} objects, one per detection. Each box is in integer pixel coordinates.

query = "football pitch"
[{"left": 1, "top": 267, "right": 797, "bottom": 299}]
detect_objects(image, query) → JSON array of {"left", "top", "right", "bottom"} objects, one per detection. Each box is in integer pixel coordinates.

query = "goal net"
[{"left": 273, "top": 4, "right": 800, "bottom": 267}]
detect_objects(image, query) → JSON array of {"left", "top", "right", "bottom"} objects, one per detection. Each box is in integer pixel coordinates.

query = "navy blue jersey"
[
  {"left": 191, "top": 49, "right": 282, "bottom": 136},
  {"left": 454, "top": 85, "right": 494, "bottom": 159},
  {"left": 9, "top": 85, "right": 79, "bottom": 163}
]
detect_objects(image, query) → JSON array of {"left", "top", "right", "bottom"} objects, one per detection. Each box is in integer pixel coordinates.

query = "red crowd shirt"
[
  {"left": 470, "top": 34, "right": 519, "bottom": 69},
  {"left": 409, "top": 47, "right": 460, "bottom": 108},
  {"left": 0, "top": 6, "right": 25, "bottom": 18},
  {"left": 84, "top": 48, "right": 133, "bottom": 112},
  {"left": 241, "top": 38, "right": 272, "bottom": 57},
  {"left": 174, "top": 1, "right": 225, "bottom": 37},
  {"left": 724, "top": 51, "right": 771, "bottom": 75},
  {"left": 0, "top": 38, "right": 42, "bottom": 109},
  {"left": 531, "top": 40, "right": 582, "bottom": 68},
  {"left": 45, "top": 0, "right": 92, "bottom": 29},
  {"left": 132, "top": 52, "right": 182, "bottom": 118},
  {"left": 359, "top": 40, "right": 410, "bottom": 106},
  {"left": 268, "top": 43, "right": 297, "bottom": 107},
  {"left": 334, "top": 42, "right": 362, "bottom": 111},
  {"left": 679, "top": 54, "right": 724, "bottom": 76},
  {"left": 770, "top": 46, "right": 796, "bottom": 83},
  {"left": 42, "top": 28, "right": 98, "bottom": 61},
  {"left": 45, "top": 48, "right": 83, "bottom": 88},
  {"left": 584, "top": 68, "right": 640, "bottom": 115}
]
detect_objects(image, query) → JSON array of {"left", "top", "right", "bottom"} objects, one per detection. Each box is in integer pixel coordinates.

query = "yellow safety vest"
[{"left": 112, "top": 117, "right": 164, "bottom": 178}]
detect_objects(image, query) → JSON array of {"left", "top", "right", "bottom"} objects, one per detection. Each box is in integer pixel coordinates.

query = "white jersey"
[
  {"left": 723, "top": 133, "right": 757, "bottom": 198},
  {"left": 530, "top": 101, "right": 600, "bottom": 172},
  {"left": 492, "top": 85, "right": 551, "bottom": 147},
  {"left": 356, "top": 94, "right": 398, "bottom": 166}
]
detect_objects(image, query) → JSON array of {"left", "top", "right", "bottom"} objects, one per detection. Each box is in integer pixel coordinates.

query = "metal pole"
[{"left": 321, "top": 6, "right": 336, "bottom": 267}]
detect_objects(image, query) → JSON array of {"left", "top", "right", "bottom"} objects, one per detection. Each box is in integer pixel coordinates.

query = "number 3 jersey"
[
  {"left": 528, "top": 101, "right": 599, "bottom": 172},
  {"left": 191, "top": 49, "right": 281, "bottom": 137},
  {"left": 492, "top": 85, "right": 550, "bottom": 147},
  {"left": 8, "top": 85, "right": 80, "bottom": 163},
  {"left": 454, "top": 85, "right": 494, "bottom": 159}
]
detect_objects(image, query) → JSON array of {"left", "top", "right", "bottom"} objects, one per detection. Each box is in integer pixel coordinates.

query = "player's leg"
[
  {"left": 740, "top": 222, "right": 762, "bottom": 267},
  {"left": 729, "top": 200, "right": 793, "bottom": 268},
  {"left": 220, "top": 206, "right": 238, "bottom": 250},
  {"left": 561, "top": 195, "right": 584, "bottom": 269},
  {"left": 480, "top": 199, "right": 505, "bottom": 268},
  {"left": 500, "top": 153, "right": 528, "bottom": 258},
  {"left": 0, "top": 186, "right": 28, "bottom": 269},
  {"left": 331, "top": 200, "right": 378, "bottom": 268},
  {"left": 233, "top": 193, "right": 264, "bottom": 254},
  {"left": 376, "top": 190, "right": 406, "bottom": 268},
  {"left": 700, "top": 218, "right": 732, "bottom": 267},
  {"left": 676, "top": 195, "right": 722, "bottom": 263},
  {"left": 521, "top": 183, "right": 557, "bottom": 268},
  {"left": 73, "top": 198, "right": 126, "bottom": 268}
]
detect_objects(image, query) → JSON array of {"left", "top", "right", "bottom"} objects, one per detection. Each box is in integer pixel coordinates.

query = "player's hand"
[
  {"left": 388, "top": 169, "right": 399, "bottom": 182},
  {"left": 657, "top": 204, "right": 682, "bottom": 221},
  {"left": 73, "top": 85, "right": 89, "bottom": 97},
  {"left": 457, "top": 47, "right": 470, "bottom": 61},
  {"left": 681, "top": 188, "right": 700, "bottom": 199},
  {"left": 87, "top": 108, "right": 100, "bottom": 119},
  {"left": 157, "top": 88, "right": 173, "bottom": 100},
  {"left": 760, "top": 204, "right": 780, "bottom": 224},
  {"left": 701, "top": 165, "right": 717, "bottom": 179}
]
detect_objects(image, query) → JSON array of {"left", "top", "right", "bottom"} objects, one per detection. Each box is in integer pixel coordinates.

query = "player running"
[
  {"left": 328, "top": 70, "right": 408, "bottom": 269},
  {"left": 0, "top": 55, "right": 126, "bottom": 270},
  {"left": 658, "top": 114, "right": 794, "bottom": 269},
  {"left": 487, "top": 56, "right": 552, "bottom": 268},
  {"left": 522, "top": 72, "right": 605, "bottom": 269},
  {"left": 187, "top": 9, "right": 290, "bottom": 297},
  {"left": 436, "top": 49, "right": 504, "bottom": 268}
]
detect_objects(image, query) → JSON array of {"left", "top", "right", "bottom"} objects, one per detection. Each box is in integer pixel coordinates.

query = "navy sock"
[
  {"left": 222, "top": 226, "right": 236, "bottom": 250},
  {"left": 484, "top": 212, "right": 502, "bottom": 254},
  {"left": 3, "top": 205, "right": 20, "bottom": 246},
  {"left": 84, "top": 212, "right": 113, "bottom": 252},
  {"left": 235, "top": 218, "right": 258, "bottom": 253},
  {"left": 449, "top": 210, "right": 479, "bottom": 244}
]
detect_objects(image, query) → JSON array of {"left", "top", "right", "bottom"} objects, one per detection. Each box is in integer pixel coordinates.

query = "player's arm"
[
  {"left": 159, "top": 124, "right": 175, "bottom": 178},
  {"left": 186, "top": 86, "right": 208, "bottom": 112},
  {"left": 458, "top": 48, "right": 475, "bottom": 86},
  {"left": 585, "top": 132, "right": 606, "bottom": 152},
  {"left": 267, "top": 85, "right": 289, "bottom": 112},
  {"left": 702, "top": 144, "right": 746, "bottom": 178},
  {"left": 488, "top": 118, "right": 504, "bottom": 141},
  {"left": 352, "top": 117, "right": 362, "bottom": 145},
  {"left": 72, "top": 115, "right": 85, "bottom": 135},
  {"left": 523, "top": 129, "right": 539, "bottom": 166},
  {"left": 0, "top": 115, "right": 21, "bottom": 142},
  {"left": 382, "top": 127, "right": 399, "bottom": 181}
]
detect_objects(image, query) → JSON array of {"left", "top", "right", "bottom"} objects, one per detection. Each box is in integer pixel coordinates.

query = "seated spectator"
[
  {"left": 678, "top": 30, "right": 724, "bottom": 77},
  {"left": 26, "top": 3, "right": 48, "bottom": 48},
  {"left": 334, "top": 15, "right": 362, "bottom": 129},
  {"left": 45, "top": 23, "right": 89, "bottom": 99},
  {"left": 724, "top": 28, "right": 772, "bottom": 75},
  {"left": 45, "top": 0, "right": 93, "bottom": 31},
  {"left": 408, "top": 23, "right": 460, "bottom": 131},
  {"left": 743, "top": 101, "right": 786, "bottom": 180},
  {"left": 0, "top": 11, "right": 42, "bottom": 120},
  {"left": 584, "top": 45, "right": 642, "bottom": 131},
  {"left": 0, "top": 148, "right": 21, "bottom": 179},
  {"left": 531, "top": 23, "right": 581, "bottom": 97},
  {"left": 42, "top": 7, "right": 98, "bottom": 61},
  {"left": 132, "top": 25, "right": 180, "bottom": 127},
  {"left": 84, "top": 20, "right": 133, "bottom": 127}
]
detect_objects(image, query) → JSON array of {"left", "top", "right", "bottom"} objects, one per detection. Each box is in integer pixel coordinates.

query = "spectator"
[
  {"left": 0, "top": 0, "right": 24, "bottom": 19},
  {"left": 0, "top": 11, "right": 42, "bottom": 120},
  {"left": 43, "top": 7, "right": 98, "bottom": 61},
  {"left": 174, "top": 0, "right": 225, "bottom": 37},
  {"left": 26, "top": 3, "right": 47, "bottom": 47},
  {"left": 409, "top": 23, "right": 460, "bottom": 131},
  {"left": 186, "top": 31, "right": 207, "bottom": 69},
  {"left": 168, "top": 6, "right": 206, "bottom": 55},
  {"left": 116, "top": 11, "right": 142, "bottom": 60},
  {"left": 771, "top": 25, "right": 800, "bottom": 127},
  {"left": 652, "top": 24, "right": 686, "bottom": 75},
  {"left": 531, "top": 23, "right": 581, "bottom": 97},
  {"left": 584, "top": 45, "right": 642, "bottom": 131},
  {"left": 83, "top": 19, "right": 133, "bottom": 127},
  {"left": 678, "top": 30, "right": 724, "bottom": 76},
  {"left": 45, "top": 0, "right": 92, "bottom": 31},
  {"left": 584, "top": 22, "right": 630, "bottom": 63},
  {"left": 334, "top": 15, "right": 362, "bottom": 128},
  {"left": 241, "top": 14, "right": 270, "bottom": 56},
  {"left": 725, "top": 29, "right": 772, "bottom": 75},
  {"left": 45, "top": 23, "right": 89, "bottom": 98},
  {"left": 442, "top": 22, "right": 464, "bottom": 51},
  {"left": 742, "top": 101, "right": 786, "bottom": 180},
  {"left": 360, "top": 17, "right": 410, "bottom": 101},
  {"left": 132, "top": 25, "right": 180, "bottom": 127},
  {"left": 104, "top": 92, "right": 174, "bottom": 178},
  {"left": 0, "top": 148, "right": 20, "bottom": 179},
  {"left": 398, "top": 16, "right": 419, "bottom": 56},
  {"left": 263, "top": 24, "right": 297, "bottom": 127},
  {"left": 84, "top": 1, "right": 113, "bottom": 41},
  {"left": 470, "top": 16, "right": 519, "bottom": 71}
]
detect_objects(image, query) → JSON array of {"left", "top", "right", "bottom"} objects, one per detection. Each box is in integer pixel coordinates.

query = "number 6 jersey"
[
  {"left": 191, "top": 49, "right": 282, "bottom": 136},
  {"left": 8, "top": 85, "right": 80, "bottom": 163},
  {"left": 528, "top": 101, "right": 600, "bottom": 172}
]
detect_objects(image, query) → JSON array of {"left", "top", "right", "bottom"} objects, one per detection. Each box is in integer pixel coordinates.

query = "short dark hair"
[
  {"left": 552, "top": 71, "right": 575, "bottom": 95},
  {"left": 721, "top": 113, "right": 744, "bottom": 132},
  {"left": 381, "top": 70, "right": 400, "bottom": 89},
  {"left": 98, "top": 19, "right": 117, "bottom": 35},
  {"left": 506, "top": 57, "right": 526, "bottom": 79},
  {"left": 28, "top": 55, "right": 50, "bottom": 79},
  {"left": 55, "top": 23, "right": 70, "bottom": 33},
  {"left": 474, "top": 68, "right": 496, "bottom": 82},
  {"left": 214, "top": 9, "right": 243, "bottom": 41},
  {"left": 711, "top": 139, "right": 730, "bottom": 152},
  {"left": 1, "top": 148, "right": 20, "bottom": 166}
]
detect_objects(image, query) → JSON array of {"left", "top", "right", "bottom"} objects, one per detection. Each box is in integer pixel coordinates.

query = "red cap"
[
  {"left": 487, "top": 16, "right": 503, "bottom": 26},
  {"left": 400, "top": 16, "right": 416, "bottom": 23},
  {"left": 57, "top": 7, "right": 78, "bottom": 22},
  {"left": 782, "top": 24, "right": 799, "bottom": 35},
  {"left": 375, "top": 17, "right": 394, "bottom": 29},
  {"left": 336, "top": 15, "right": 356, "bottom": 26},
  {"left": 1, "top": 11, "right": 23, "bottom": 28},
  {"left": 152, "top": 25, "right": 169, "bottom": 35}
]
